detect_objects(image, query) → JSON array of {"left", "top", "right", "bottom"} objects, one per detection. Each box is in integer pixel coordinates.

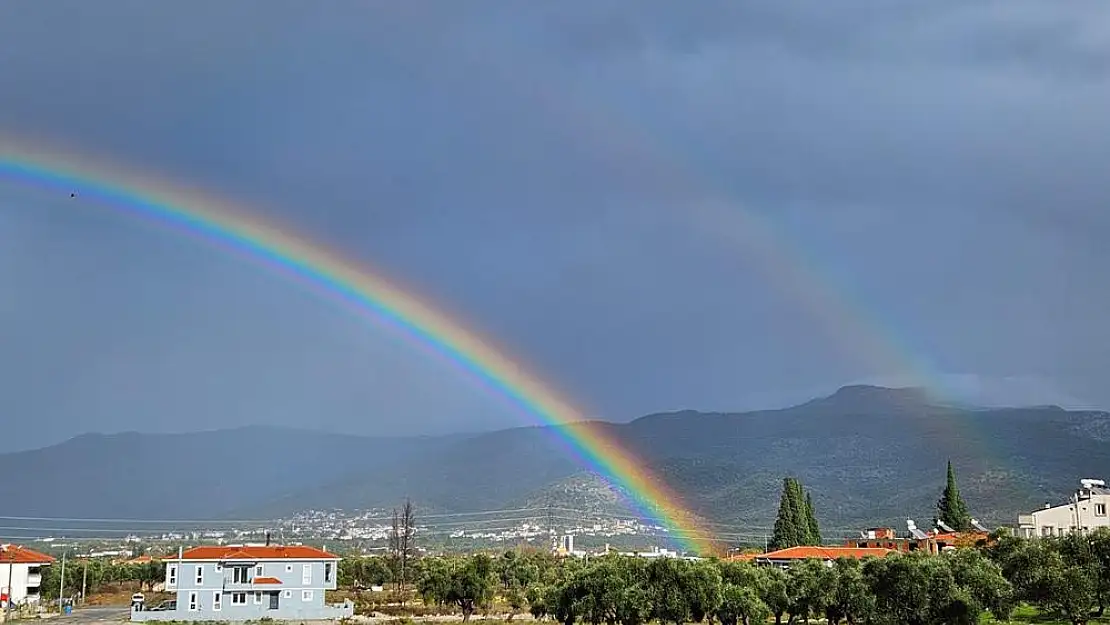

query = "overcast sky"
[{"left": 2, "top": 1, "right": 1109, "bottom": 451}]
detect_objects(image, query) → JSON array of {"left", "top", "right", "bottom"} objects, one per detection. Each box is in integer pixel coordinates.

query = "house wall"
[
  {"left": 1, "top": 563, "right": 46, "bottom": 605},
  {"left": 151, "top": 558, "right": 342, "bottom": 622},
  {"left": 1018, "top": 493, "right": 1110, "bottom": 538}
]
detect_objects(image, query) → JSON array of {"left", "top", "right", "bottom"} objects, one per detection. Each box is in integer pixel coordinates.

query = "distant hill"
[
  {"left": 5, "top": 386, "right": 1110, "bottom": 540},
  {"left": 0, "top": 426, "right": 454, "bottom": 521},
  {"left": 512, "top": 472, "right": 639, "bottom": 520}
]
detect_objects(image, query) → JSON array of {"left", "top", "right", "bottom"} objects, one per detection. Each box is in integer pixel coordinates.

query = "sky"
[{"left": 2, "top": 1, "right": 1109, "bottom": 451}]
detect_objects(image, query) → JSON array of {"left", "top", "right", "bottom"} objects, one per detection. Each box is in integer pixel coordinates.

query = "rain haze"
[{"left": 2, "top": 1, "right": 1109, "bottom": 452}]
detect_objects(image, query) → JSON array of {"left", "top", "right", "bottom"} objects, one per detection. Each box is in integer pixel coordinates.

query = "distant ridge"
[
  {"left": 795, "top": 384, "right": 933, "bottom": 411},
  {"left": 2, "top": 385, "right": 1108, "bottom": 534}
]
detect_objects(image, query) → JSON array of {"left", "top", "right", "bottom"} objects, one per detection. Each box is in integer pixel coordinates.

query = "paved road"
[{"left": 57, "top": 607, "right": 129, "bottom": 624}]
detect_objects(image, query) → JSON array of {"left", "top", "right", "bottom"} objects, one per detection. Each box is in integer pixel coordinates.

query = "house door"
[{"left": 268, "top": 592, "right": 279, "bottom": 610}]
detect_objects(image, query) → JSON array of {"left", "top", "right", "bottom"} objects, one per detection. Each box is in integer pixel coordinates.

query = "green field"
[{"left": 982, "top": 604, "right": 1110, "bottom": 625}]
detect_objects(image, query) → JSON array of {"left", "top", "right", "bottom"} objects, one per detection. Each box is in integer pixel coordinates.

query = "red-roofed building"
[
  {"left": 172, "top": 545, "right": 339, "bottom": 562},
  {"left": 1, "top": 544, "right": 55, "bottom": 607},
  {"left": 755, "top": 546, "right": 895, "bottom": 568},
  {"left": 137, "top": 545, "right": 350, "bottom": 622},
  {"left": 846, "top": 521, "right": 991, "bottom": 555}
]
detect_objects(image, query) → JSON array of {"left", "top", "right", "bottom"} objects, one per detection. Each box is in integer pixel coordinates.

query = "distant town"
[{"left": 9, "top": 506, "right": 683, "bottom": 559}]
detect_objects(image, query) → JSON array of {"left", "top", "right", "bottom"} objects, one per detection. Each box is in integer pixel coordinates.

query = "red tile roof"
[
  {"left": 174, "top": 546, "right": 339, "bottom": 561},
  {"left": 252, "top": 577, "right": 282, "bottom": 585},
  {"left": 0, "top": 544, "right": 56, "bottom": 564},
  {"left": 758, "top": 546, "right": 895, "bottom": 560}
]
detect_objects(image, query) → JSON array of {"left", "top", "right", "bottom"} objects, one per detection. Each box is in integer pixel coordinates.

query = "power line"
[{"left": 0, "top": 515, "right": 277, "bottom": 525}]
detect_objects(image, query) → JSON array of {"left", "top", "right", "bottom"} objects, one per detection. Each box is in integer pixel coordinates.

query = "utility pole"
[
  {"left": 5, "top": 547, "right": 14, "bottom": 622},
  {"left": 81, "top": 560, "right": 88, "bottom": 605},
  {"left": 58, "top": 552, "right": 66, "bottom": 613}
]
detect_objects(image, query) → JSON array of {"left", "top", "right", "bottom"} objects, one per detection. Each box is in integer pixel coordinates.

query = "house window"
[
  {"left": 283, "top": 590, "right": 292, "bottom": 599},
  {"left": 212, "top": 592, "right": 222, "bottom": 611},
  {"left": 195, "top": 565, "right": 204, "bottom": 585},
  {"left": 233, "top": 567, "right": 251, "bottom": 584},
  {"left": 325, "top": 562, "right": 333, "bottom": 583},
  {"left": 302, "top": 590, "right": 313, "bottom": 602},
  {"left": 255, "top": 565, "right": 264, "bottom": 577},
  {"left": 188, "top": 592, "right": 198, "bottom": 612},
  {"left": 231, "top": 592, "right": 247, "bottom": 605},
  {"left": 302, "top": 564, "right": 312, "bottom": 585},
  {"left": 1097, "top": 503, "right": 1107, "bottom": 516},
  {"left": 168, "top": 565, "right": 177, "bottom": 585},
  {"left": 254, "top": 592, "right": 262, "bottom": 605}
]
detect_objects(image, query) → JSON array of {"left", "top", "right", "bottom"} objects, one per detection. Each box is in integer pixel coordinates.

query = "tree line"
[
  {"left": 348, "top": 548, "right": 1011, "bottom": 625},
  {"left": 338, "top": 526, "right": 1110, "bottom": 625}
]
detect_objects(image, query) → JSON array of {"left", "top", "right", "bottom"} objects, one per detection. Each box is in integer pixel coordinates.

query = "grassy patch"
[{"left": 981, "top": 603, "right": 1110, "bottom": 624}]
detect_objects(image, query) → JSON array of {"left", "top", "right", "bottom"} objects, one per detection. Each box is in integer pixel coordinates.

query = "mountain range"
[{"left": 4, "top": 385, "right": 1109, "bottom": 539}]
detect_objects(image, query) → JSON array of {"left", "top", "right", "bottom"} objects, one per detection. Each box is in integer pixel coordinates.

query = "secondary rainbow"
[{"left": 0, "top": 138, "right": 717, "bottom": 553}]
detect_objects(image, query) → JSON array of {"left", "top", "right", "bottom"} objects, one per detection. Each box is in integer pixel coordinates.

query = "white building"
[
  {"left": 0, "top": 544, "right": 55, "bottom": 607},
  {"left": 1018, "top": 479, "right": 1110, "bottom": 538},
  {"left": 132, "top": 545, "right": 352, "bottom": 622}
]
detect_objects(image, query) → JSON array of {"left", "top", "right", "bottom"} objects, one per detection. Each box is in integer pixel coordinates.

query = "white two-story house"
[
  {"left": 1018, "top": 479, "right": 1110, "bottom": 538},
  {"left": 132, "top": 545, "right": 352, "bottom": 622},
  {"left": 0, "top": 544, "right": 54, "bottom": 607}
]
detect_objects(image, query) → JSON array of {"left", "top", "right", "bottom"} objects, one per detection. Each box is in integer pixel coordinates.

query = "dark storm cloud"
[{"left": 1, "top": 1, "right": 1109, "bottom": 450}]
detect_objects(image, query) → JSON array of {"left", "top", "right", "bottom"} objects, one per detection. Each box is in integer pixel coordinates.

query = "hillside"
[
  {"left": 0, "top": 426, "right": 454, "bottom": 522},
  {"left": 512, "top": 471, "right": 641, "bottom": 521},
  {"left": 5, "top": 386, "right": 1110, "bottom": 538}
]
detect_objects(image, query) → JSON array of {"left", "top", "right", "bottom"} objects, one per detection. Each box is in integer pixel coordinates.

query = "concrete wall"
[{"left": 131, "top": 600, "right": 354, "bottom": 622}]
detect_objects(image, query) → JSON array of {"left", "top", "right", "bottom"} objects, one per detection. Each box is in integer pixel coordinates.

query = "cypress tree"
[
  {"left": 804, "top": 491, "right": 821, "bottom": 545},
  {"left": 936, "top": 460, "right": 972, "bottom": 531},
  {"left": 789, "top": 479, "right": 809, "bottom": 543},
  {"left": 770, "top": 477, "right": 803, "bottom": 550}
]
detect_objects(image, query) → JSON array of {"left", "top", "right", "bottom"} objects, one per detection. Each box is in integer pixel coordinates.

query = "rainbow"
[{"left": 0, "top": 137, "right": 718, "bottom": 553}]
